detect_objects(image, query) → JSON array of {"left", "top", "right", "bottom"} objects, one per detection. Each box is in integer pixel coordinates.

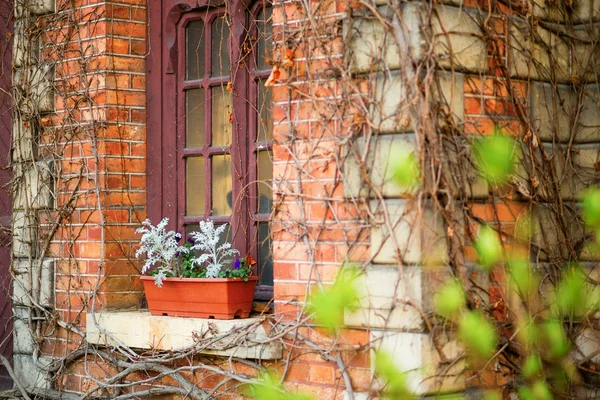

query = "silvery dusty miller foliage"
[
  {"left": 188, "top": 220, "right": 239, "bottom": 278},
  {"left": 135, "top": 218, "right": 183, "bottom": 286},
  {"left": 135, "top": 218, "right": 240, "bottom": 286}
]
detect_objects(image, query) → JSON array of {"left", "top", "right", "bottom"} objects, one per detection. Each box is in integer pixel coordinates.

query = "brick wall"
[{"left": 10, "top": 0, "right": 600, "bottom": 397}]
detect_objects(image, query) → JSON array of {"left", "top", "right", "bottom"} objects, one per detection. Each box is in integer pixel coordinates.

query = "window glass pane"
[
  {"left": 186, "top": 88, "right": 205, "bottom": 148},
  {"left": 212, "top": 155, "right": 232, "bottom": 216},
  {"left": 211, "top": 17, "right": 230, "bottom": 77},
  {"left": 257, "top": 80, "right": 273, "bottom": 142},
  {"left": 186, "top": 157, "right": 205, "bottom": 216},
  {"left": 211, "top": 86, "right": 232, "bottom": 146},
  {"left": 187, "top": 20, "right": 206, "bottom": 80},
  {"left": 256, "top": 7, "right": 273, "bottom": 71},
  {"left": 258, "top": 222, "right": 273, "bottom": 286},
  {"left": 258, "top": 150, "right": 272, "bottom": 214}
]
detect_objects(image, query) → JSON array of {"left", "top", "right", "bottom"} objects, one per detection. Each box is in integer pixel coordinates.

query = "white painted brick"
[
  {"left": 347, "top": 6, "right": 400, "bottom": 73},
  {"left": 13, "top": 160, "right": 54, "bottom": 210},
  {"left": 532, "top": 203, "right": 585, "bottom": 260},
  {"left": 348, "top": 4, "right": 486, "bottom": 73},
  {"left": 345, "top": 265, "right": 449, "bottom": 329},
  {"left": 572, "top": 145, "right": 600, "bottom": 197},
  {"left": 370, "top": 199, "right": 448, "bottom": 265},
  {"left": 510, "top": 21, "right": 597, "bottom": 83},
  {"left": 367, "top": 70, "right": 464, "bottom": 133},
  {"left": 86, "top": 311, "right": 282, "bottom": 360},
  {"left": 574, "top": 328, "right": 600, "bottom": 365},
  {"left": 533, "top": 0, "right": 600, "bottom": 22},
  {"left": 13, "top": 18, "right": 31, "bottom": 69},
  {"left": 13, "top": 354, "right": 52, "bottom": 390},
  {"left": 14, "top": 63, "right": 55, "bottom": 114},
  {"left": 13, "top": 307, "right": 34, "bottom": 355},
  {"left": 13, "top": 259, "right": 54, "bottom": 307},
  {"left": 343, "top": 125, "right": 484, "bottom": 203},
  {"left": 370, "top": 70, "right": 411, "bottom": 133},
  {"left": 344, "top": 134, "right": 417, "bottom": 199},
  {"left": 531, "top": 82, "right": 600, "bottom": 143},
  {"left": 346, "top": 264, "right": 489, "bottom": 330},
  {"left": 30, "top": 0, "right": 55, "bottom": 15},
  {"left": 12, "top": 211, "right": 36, "bottom": 258},
  {"left": 426, "top": 4, "right": 487, "bottom": 72},
  {"left": 12, "top": 115, "right": 35, "bottom": 163},
  {"left": 371, "top": 330, "right": 464, "bottom": 394},
  {"left": 437, "top": 71, "right": 465, "bottom": 125},
  {"left": 14, "top": 0, "right": 55, "bottom": 17}
]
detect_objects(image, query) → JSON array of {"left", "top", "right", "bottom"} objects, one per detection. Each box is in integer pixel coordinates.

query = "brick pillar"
[{"left": 25, "top": 0, "right": 148, "bottom": 373}]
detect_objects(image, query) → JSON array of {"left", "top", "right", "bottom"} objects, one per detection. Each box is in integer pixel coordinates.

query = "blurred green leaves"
[
  {"left": 522, "top": 355, "right": 542, "bottom": 379},
  {"left": 434, "top": 279, "right": 466, "bottom": 319},
  {"left": 539, "top": 320, "right": 569, "bottom": 359},
  {"left": 554, "top": 267, "right": 588, "bottom": 317},
  {"left": 374, "top": 350, "right": 412, "bottom": 399},
  {"left": 474, "top": 225, "right": 502, "bottom": 270},
  {"left": 458, "top": 311, "right": 498, "bottom": 359},
  {"left": 249, "top": 372, "right": 314, "bottom": 400},
  {"left": 307, "top": 265, "right": 362, "bottom": 333},
  {"left": 509, "top": 258, "right": 538, "bottom": 296},
  {"left": 392, "top": 150, "right": 420, "bottom": 190},
  {"left": 518, "top": 380, "right": 553, "bottom": 400},
  {"left": 472, "top": 131, "right": 518, "bottom": 184},
  {"left": 582, "top": 188, "right": 600, "bottom": 229}
]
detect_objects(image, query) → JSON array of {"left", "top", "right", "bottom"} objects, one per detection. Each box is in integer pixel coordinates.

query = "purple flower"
[
  {"left": 187, "top": 235, "right": 195, "bottom": 244},
  {"left": 234, "top": 258, "right": 241, "bottom": 269}
]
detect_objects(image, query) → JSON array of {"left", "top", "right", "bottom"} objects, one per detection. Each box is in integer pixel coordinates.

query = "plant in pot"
[{"left": 135, "top": 218, "right": 258, "bottom": 319}]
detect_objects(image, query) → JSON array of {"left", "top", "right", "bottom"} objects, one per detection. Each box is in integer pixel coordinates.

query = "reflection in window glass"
[
  {"left": 211, "top": 17, "right": 230, "bottom": 77},
  {"left": 212, "top": 155, "right": 232, "bottom": 216},
  {"left": 186, "top": 157, "right": 205, "bottom": 216},
  {"left": 211, "top": 86, "right": 232, "bottom": 146},
  {"left": 258, "top": 151, "right": 272, "bottom": 214},
  {"left": 258, "top": 222, "right": 273, "bottom": 286},
  {"left": 256, "top": 7, "right": 273, "bottom": 71},
  {"left": 187, "top": 20, "right": 205, "bottom": 80},
  {"left": 257, "top": 79, "right": 273, "bottom": 143},
  {"left": 186, "top": 89, "right": 205, "bottom": 148}
]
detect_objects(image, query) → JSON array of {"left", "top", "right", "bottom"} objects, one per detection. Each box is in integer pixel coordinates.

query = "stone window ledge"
[{"left": 86, "top": 311, "right": 282, "bottom": 360}]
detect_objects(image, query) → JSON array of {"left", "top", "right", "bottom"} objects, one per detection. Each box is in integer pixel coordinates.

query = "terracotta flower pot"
[{"left": 140, "top": 276, "right": 258, "bottom": 319}]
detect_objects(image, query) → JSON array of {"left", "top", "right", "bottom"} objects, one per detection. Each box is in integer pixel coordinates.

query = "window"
[{"left": 147, "top": 1, "right": 273, "bottom": 299}]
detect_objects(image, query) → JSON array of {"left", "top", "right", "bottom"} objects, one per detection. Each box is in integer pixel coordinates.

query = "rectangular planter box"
[{"left": 141, "top": 276, "right": 258, "bottom": 319}]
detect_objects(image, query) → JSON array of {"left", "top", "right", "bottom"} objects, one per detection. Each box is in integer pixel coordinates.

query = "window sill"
[{"left": 86, "top": 311, "right": 282, "bottom": 360}]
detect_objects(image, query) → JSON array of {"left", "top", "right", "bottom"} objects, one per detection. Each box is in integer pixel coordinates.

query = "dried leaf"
[{"left": 264, "top": 65, "right": 280, "bottom": 87}]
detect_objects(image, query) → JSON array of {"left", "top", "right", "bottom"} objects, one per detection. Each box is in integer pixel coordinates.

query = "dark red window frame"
[{"left": 147, "top": 0, "right": 273, "bottom": 299}]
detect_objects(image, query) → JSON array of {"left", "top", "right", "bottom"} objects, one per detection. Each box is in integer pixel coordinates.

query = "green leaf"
[
  {"left": 509, "top": 258, "right": 538, "bottom": 296},
  {"left": 458, "top": 311, "right": 498, "bottom": 359},
  {"left": 522, "top": 355, "right": 542, "bottom": 379},
  {"left": 532, "top": 380, "right": 553, "bottom": 400},
  {"left": 554, "top": 267, "right": 588, "bottom": 316},
  {"left": 307, "top": 265, "right": 362, "bottom": 333},
  {"left": 434, "top": 279, "right": 466, "bottom": 319},
  {"left": 582, "top": 188, "right": 600, "bottom": 229},
  {"left": 249, "top": 372, "right": 314, "bottom": 400},
  {"left": 483, "top": 391, "right": 502, "bottom": 400},
  {"left": 539, "top": 320, "right": 569, "bottom": 359},
  {"left": 472, "top": 131, "right": 518, "bottom": 184},
  {"left": 374, "top": 351, "right": 412, "bottom": 399},
  {"left": 519, "top": 386, "right": 536, "bottom": 400},
  {"left": 517, "top": 318, "right": 538, "bottom": 350},
  {"left": 392, "top": 150, "right": 420, "bottom": 189},
  {"left": 474, "top": 225, "right": 502, "bottom": 270}
]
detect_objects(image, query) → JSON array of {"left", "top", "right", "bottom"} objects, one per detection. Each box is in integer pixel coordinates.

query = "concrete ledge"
[{"left": 86, "top": 311, "right": 282, "bottom": 360}]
